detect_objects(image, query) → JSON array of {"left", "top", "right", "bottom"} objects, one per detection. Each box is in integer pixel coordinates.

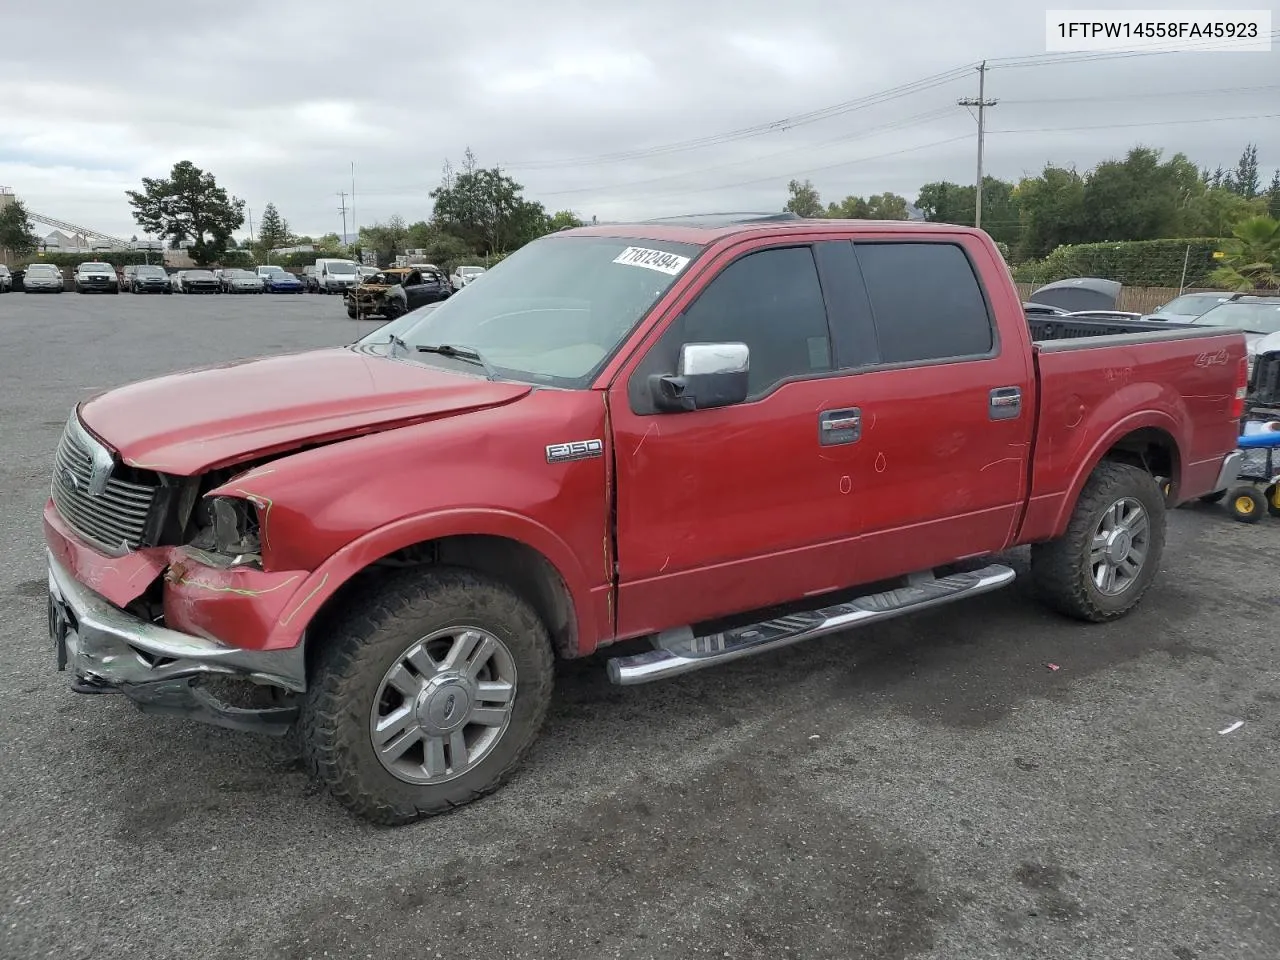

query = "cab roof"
[{"left": 559, "top": 212, "right": 978, "bottom": 245}]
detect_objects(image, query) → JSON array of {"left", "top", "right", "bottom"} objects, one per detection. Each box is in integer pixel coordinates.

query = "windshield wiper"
[{"left": 416, "top": 343, "right": 497, "bottom": 380}]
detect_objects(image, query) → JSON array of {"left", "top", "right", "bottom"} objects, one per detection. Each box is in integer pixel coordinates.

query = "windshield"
[
  {"left": 135, "top": 266, "right": 166, "bottom": 277},
  {"left": 1192, "top": 301, "right": 1280, "bottom": 335},
  {"left": 80, "top": 262, "right": 112, "bottom": 271},
  {"left": 356, "top": 235, "right": 700, "bottom": 386},
  {"left": 27, "top": 265, "right": 58, "bottom": 276},
  {"left": 325, "top": 262, "right": 358, "bottom": 275},
  {"left": 187, "top": 270, "right": 214, "bottom": 280},
  {"left": 227, "top": 270, "right": 255, "bottom": 279},
  {"left": 460, "top": 266, "right": 483, "bottom": 276},
  {"left": 1157, "top": 293, "right": 1231, "bottom": 316},
  {"left": 259, "top": 266, "right": 286, "bottom": 275}
]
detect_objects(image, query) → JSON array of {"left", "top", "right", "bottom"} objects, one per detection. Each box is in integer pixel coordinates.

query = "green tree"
[
  {"left": 1181, "top": 187, "right": 1266, "bottom": 237},
  {"left": 126, "top": 160, "right": 244, "bottom": 266},
  {"left": 359, "top": 215, "right": 411, "bottom": 263},
  {"left": 826, "top": 195, "right": 870, "bottom": 218},
  {"left": 1208, "top": 215, "right": 1280, "bottom": 290},
  {"left": 547, "top": 210, "right": 584, "bottom": 231},
  {"left": 1267, "top": 170, "right": 1280, "bottom": 220},
  {"left": 430, "top": 148, "right": 549, "bottom": 255},
  {"left": 784, "top": 178, "right": 824, "bottom": 217},
  {"left": 1014, "top": 165, "right": 1087, "bottom": 260},
  {"left": 0, "top": 197, "right": 39, "bottom": 258},
  {"left": 915, "top": 178, "right": 1018, "bottom": 246},
  {"left": 316, "top": 232, "right": 343, "bottom": 252},
  {"left": 1079, "top": 147, "right": 1187, "bottom": 241},
  {"left": 258, "top": 202, "right": 291, "bottom": 251},
  {"left": 1232, "top": 143, "right": 1261, "bottom": 199}
]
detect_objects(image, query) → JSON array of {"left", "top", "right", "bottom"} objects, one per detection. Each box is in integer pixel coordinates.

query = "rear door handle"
[
  {"left": 819, "top": 408, "right": 861, "bottom": 445},
  {"left": 989, "top": 386, "right": 1022, "bottom": 420}
]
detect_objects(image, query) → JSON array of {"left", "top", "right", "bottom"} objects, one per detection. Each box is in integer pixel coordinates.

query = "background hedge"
[{"left": 1012, "top": 238, "right": 1227, "bottom": 287}]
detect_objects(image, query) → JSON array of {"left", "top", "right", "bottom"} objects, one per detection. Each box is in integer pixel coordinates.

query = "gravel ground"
[{"left": 1, "top": 290, "right": 1277, "bottom": 960}]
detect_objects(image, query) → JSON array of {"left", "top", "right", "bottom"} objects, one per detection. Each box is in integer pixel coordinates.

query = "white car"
[
  {"left": 23, "top": 263, "right": 65, "bottom": 293},
  {"left": 0, "top": 264, "right": 11, "bottom": 293},
  {"left": 450, "top": 265, "right": 485, "bottom": 291},
  {"left": 73, "top": 261, "right": 120, "bottom": 294},
  {"left": 169, "top": 271, "right": 187, "bottom": 293}
]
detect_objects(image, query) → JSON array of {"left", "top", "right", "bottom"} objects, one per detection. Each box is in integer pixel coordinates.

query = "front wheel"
[
  {"left": 300, "top": 568, "right": 554, "bottom": 825},
  {"left": 1031, "top": 461, "right": 1166, "bottom": 622},
  {"left": 346, "top": 303, "right": 358, "bottom": 319}
]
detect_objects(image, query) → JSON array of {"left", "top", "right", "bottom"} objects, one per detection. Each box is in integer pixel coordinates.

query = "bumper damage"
[{"left": 47, "top": 550, "right": 303, "bottom": 735}]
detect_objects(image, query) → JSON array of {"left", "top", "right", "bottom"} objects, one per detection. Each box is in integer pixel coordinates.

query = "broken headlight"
[{"left": 185, "top": 495, "right": 262, "bottom": 568}]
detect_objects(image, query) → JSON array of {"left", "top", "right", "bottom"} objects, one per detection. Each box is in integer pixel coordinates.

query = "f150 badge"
[{"left": 546, "top": 439, "right": 604, "bottom": 463}]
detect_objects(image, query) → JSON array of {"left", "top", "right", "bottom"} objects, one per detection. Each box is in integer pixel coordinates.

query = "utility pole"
[
  {"left": 957, "top": 60, "right": 997, "bottom": 230},
  {"left": 337, "top": 191, "right": 349, "bottom": 241}
]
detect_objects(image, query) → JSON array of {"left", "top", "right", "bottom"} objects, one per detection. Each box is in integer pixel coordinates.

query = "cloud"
[{"left": 0, "top": 0, "right": 1276, "bottom": 240}]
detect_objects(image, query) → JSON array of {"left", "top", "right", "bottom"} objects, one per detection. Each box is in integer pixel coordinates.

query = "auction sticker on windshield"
[{"left": 612, "top": 246, "right": 691, "bottom": 275}]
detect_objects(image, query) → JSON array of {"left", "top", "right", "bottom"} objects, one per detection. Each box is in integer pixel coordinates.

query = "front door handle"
[
  {"left": 819, "top": 408, "right": 861, "bottom": 445},
  {"left": 989, "top": 387, "right": 1022, "bottom": 421}
]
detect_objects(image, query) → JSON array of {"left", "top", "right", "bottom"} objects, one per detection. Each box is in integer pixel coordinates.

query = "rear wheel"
[
  {"left": 1268, "top": 484, "right": 1280, "bottom": 519},
  {"left": 346, "top": 303, "right": 358, "bottom": 319},
  {"left": 301, "top": 568, "right": 554, "bottom": 825},
  {"left": 1031, "top": 461, "right": 1165, "bottom": 622},
  {"left": 1229, "top": 487, "right": 1266, "bottom": 523}
]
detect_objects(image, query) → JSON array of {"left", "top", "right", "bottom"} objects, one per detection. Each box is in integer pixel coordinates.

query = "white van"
[{"left": 313, "top": 258, "right": 360, "bottom": 294}]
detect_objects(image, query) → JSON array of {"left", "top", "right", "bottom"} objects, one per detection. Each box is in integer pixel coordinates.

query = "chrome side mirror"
[{"left": 650, "top": 342, "right": 750, "bottom": 412}]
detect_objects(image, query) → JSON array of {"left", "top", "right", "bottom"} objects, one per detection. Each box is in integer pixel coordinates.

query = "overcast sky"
[{"left": 1, "top": 0, "right": 1277, "bottom": 242}]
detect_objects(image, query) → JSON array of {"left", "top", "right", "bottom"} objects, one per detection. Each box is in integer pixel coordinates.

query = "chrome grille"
[{"left": 50, "top": 414, "right": 157, "bottom": 554}]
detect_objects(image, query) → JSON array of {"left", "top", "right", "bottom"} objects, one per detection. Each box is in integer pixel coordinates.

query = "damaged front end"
[{"left": 44, "top": 411, "right": 311, "bottom": 735}]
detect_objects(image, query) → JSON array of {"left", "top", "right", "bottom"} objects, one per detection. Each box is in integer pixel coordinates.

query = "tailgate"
[{"left": 1024, "top": 328, "right": 1244, "bottom": 534}]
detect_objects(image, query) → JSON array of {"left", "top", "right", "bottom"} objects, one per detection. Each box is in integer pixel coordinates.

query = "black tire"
[
  {"left": 384, "top": 299, "right": 406, "bottom": 320},
  {"left": 1229, "top": 486, "right": 1266, "bottom": 523},
  {"left": 300, "top": 567, "right": 554, "bottom": 825},
  {"left": 1199, "top": 490, "right": 1227, "bottom": 504},
  {"left": 1031, "top": 461, "right": 1166, "bottom": 623},
  {"left": 346, "top": 304, "right": 358, "bottom": 319}
]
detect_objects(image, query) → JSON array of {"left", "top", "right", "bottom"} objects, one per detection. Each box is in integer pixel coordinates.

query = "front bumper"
[{"left": 47, "top": 549, "right": 304, "bottom": 733}]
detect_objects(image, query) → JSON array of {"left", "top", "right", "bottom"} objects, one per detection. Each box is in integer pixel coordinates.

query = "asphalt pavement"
[{"left": 1, "top": 289, "right": 1277, "bottom": 960}]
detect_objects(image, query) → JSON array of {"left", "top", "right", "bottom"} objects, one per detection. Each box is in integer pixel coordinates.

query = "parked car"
[
  {"left": 221, "top": 269, "right": 265, "bottom": 294},
  {"left": 0, "top": 264, "right": 11, "bottom": 293},
  {"left": 256, "top": 265, "right": 287, "bottom": 284},
  {"left": 23, "top": 263, "right": 64, "bottom": 293},
  {"left": 263, "top": 270, "right": 304, "bottom": 294},
  {"left": 450, "top": 264, "right": 485, "bottom": 291},
  {"left": 41, "top": 216, "right": 1246, "bottom": 825},
  {"left": 344, "top": 267, "right": 450, "bottom": 319},
  {"left": 301, "top": 265, "right": 318, "bottom": 292},
  {"left": 1023, "top": 301, "right": 1067, "bottom": 317},
  {"left": 181, "top": 269, "right": 219, "bottom": 294},
  {"left": 1141, "top": 291, "right": 1235, "bottom": 323},
  {"left": 314, "top": 258, "right": 360, "bottom": 295},
  {"left": 169, "top": 271, "right": 186, "bottom": 293},
  {"left": 73, "top": 261, "right": 120, "bottom": 294},
  {"left": 1189, "top": 294, "right": 1280, "bottom": 379},
  {"left": 130, "top": 265, "right": 171, "bottom": 295}
]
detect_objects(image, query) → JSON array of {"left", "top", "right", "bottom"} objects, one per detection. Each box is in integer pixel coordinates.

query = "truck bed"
[{"left": 1026, "top": 313, "right": 1191, "bottom": 341}]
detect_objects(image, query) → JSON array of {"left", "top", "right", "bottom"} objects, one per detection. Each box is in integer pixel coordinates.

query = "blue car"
[{"left": 263, "top": 271, "right": 304, "bottom": 294}]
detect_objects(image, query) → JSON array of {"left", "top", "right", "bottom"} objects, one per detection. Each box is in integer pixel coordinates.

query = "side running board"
[{"left": 607, "top": 563, "right": 1016, "bottom": 685}]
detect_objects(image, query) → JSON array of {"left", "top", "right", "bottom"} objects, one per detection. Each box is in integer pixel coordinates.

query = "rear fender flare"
[
  {"left": 263, "top": 508, "right": 603, "bottom": 654},
  {"left": 1050, "top": 409, "right": 1184, "bottom": 538}
]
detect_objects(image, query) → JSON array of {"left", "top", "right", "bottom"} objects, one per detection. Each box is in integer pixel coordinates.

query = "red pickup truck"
[{"left": 44, "top": 214, "right": 1247, "bottom": 823}]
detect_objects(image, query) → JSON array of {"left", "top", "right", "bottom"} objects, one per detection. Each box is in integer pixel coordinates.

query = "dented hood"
[{"left": 78, "top": 347, "right": 532, "bottom": 475}]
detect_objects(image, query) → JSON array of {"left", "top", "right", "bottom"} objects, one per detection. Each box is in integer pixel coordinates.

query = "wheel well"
[
  {"left": 304, "top": 535, "right": 579, "bottom": 669},
  {"left": 1101, "top": 427, "right": 1179, "bottom": 487}
]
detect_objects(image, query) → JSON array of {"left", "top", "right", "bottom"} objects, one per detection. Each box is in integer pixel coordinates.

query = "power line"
[
  {"left": 501, "top": 65, "right": 976, "bottom": 170},
  {"left": 499, "top": 33, "right": 1280, "bottom": 173},
  {"left": 592, "top": 134, "right": 974, "bottom": 205},
  {"left": 1001, "top": 83, "right": 1280, "bottom": 105},
  {"left": 536, "top": 107, "right": 960, "bottom": 199},
  {"left": 990, "top": 112, "right": 1280, "bottom": 135}
]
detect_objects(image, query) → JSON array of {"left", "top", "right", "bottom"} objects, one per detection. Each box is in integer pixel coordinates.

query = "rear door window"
[{"left": 853, "top": 242, "right": 994, "bottom": 364}]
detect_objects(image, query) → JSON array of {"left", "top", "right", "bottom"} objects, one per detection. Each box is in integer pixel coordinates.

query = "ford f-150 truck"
[{"left": 43, "top": 214, "right": 1247, "bottom": 824}]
